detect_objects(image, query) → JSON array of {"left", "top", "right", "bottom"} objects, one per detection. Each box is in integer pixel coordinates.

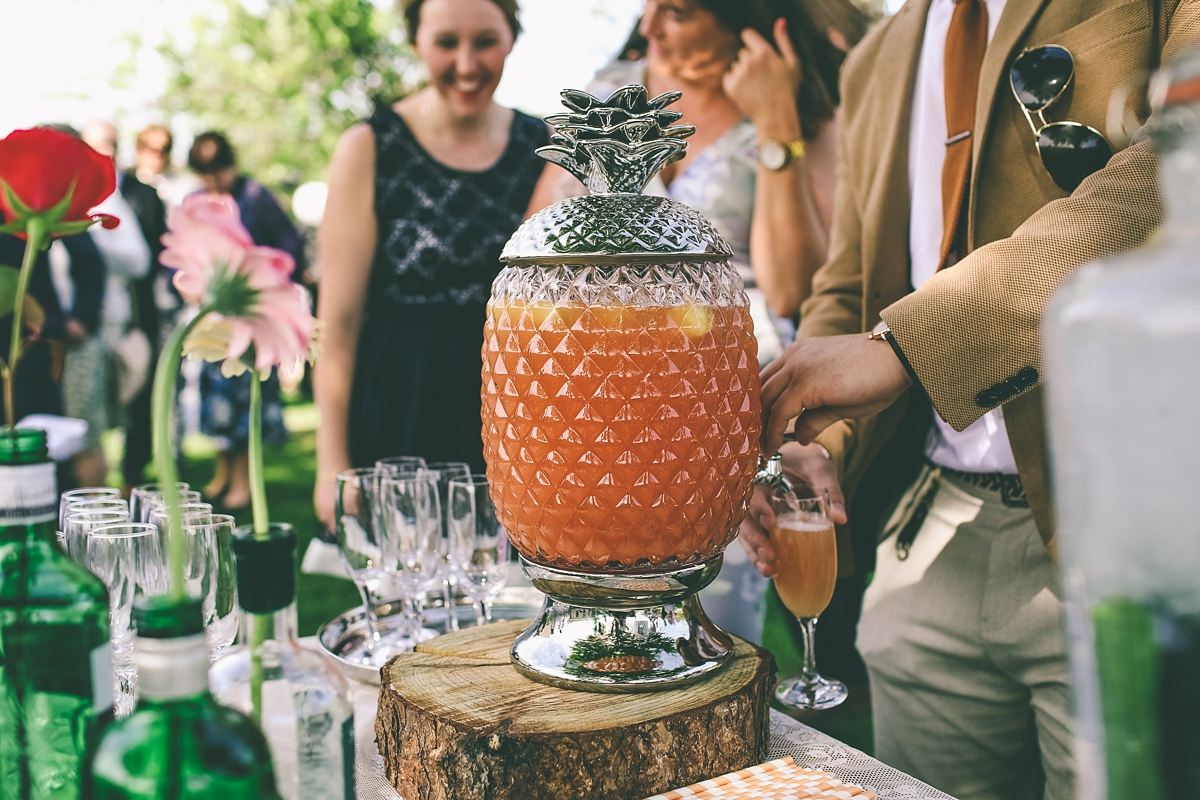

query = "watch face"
[{"left": 758, "top": 140, "right": 787, "bottom": 170}]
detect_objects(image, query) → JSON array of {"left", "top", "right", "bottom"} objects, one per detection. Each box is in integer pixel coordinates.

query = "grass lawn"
[{"left": 104, "top": 399, "right": 360, "bottom": 637}]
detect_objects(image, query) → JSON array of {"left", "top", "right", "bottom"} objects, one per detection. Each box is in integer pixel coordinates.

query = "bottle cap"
[
  {"left": 0, "top": 428, "right": 48, "bottom": 465},
  {"left": 232, "top": 524, "right": 297, "bottom": 614},
  {"left": 133, "top": 596, "right": 205, "bottom": 639}
]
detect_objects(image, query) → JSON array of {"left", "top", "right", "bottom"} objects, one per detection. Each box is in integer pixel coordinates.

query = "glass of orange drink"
[{"left": 768, "top": 484, "right": 848, "bottom": 711}]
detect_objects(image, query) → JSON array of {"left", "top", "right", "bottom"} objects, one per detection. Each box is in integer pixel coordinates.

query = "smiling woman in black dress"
[{"left": 313, "top": 0, "right": 546, "bottom": 528}]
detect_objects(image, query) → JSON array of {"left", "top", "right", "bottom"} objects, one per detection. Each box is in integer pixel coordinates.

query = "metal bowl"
[{"left": 316, "top": 585, "right": 545, "bottom": 684}]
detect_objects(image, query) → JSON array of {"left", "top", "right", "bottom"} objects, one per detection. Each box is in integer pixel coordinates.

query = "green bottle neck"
[
  {"left": 0, "top": 462, "right": 59, "bottom": 544},
  {"left": 136, "top": 633, "right": 212, "bottom": 705}
]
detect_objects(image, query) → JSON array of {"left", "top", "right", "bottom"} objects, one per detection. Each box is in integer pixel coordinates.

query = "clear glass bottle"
[
  {"left": 89, "top": 596, "right": 280, "bottom": 798},
  {"left": 0, "top": 427, "right": 113, "bottom": 800},
  {"left": 209, "top": 523, "right": 356, "bottom": 800},
  {"left": 1042, "top": 54, "right": 1200, "bottom": 800}
]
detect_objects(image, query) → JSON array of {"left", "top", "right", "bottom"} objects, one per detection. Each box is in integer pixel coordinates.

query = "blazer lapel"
[
  {"left": 969, "top": 0, "right": 1053, "bottom": 206},
  {"left": 862, "top": 0, "right": 934, "bottom": 321}
]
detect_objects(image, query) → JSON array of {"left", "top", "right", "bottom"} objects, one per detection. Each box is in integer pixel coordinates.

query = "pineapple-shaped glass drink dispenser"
[{"left": 483, "top": 86, "right": 762, "bottom": 690}]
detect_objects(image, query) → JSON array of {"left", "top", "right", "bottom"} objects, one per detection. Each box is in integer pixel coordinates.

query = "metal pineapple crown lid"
[{"left": 501, "top": 85, "right": 733, "bottom": 264}]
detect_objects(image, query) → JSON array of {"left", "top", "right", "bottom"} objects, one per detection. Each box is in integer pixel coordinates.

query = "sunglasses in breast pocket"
[{"left": 1010, "top": 44, "right": 1114, "bottom": 192}]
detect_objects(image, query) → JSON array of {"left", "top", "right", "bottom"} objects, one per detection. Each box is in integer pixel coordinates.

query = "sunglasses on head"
[{"left": 1010, "top": 45, "right": 1113, "bottom": 192}]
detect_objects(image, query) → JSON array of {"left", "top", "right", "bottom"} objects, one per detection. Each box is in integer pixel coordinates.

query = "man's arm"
[{"left": 883, "top": 2, "right": 1200, "bottom": 431}]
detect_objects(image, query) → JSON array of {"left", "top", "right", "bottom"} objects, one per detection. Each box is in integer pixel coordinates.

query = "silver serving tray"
[{"left": 316, "top": 585, "right": 545, "bottom": 684}]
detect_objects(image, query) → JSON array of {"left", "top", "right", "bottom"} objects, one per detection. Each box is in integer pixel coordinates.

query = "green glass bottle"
[
  {"left": 0, "top": 427, "right": 114, "bottom": 800},
  {"left": 90, "top": 597, "right": 281, "bottom": 799}
]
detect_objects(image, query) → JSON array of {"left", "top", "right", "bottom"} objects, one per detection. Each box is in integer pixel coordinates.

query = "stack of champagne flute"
[
  {"left": 57, "top": 482, "right": 239, "bottom": 718},
  {"left": 334, "top": 457, "right": 510, "bottom": 667}
]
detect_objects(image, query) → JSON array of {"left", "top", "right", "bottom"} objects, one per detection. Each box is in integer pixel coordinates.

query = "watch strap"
[{"left": 868, "top": 322, "right": 920, "bottom": 386}]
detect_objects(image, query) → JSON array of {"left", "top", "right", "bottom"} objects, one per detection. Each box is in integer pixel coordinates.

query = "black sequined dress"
[{"left": 349, "top": 106, "right": 547, "bottom": 473}]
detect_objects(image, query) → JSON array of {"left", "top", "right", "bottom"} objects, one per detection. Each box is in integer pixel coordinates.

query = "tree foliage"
[{"left": 160, "top": 0, "right": 421, "bottom": 194}]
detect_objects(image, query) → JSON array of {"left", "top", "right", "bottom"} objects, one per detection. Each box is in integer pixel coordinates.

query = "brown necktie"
[{"left": 939, "top": 0, "right": 988, "bottom": 269}]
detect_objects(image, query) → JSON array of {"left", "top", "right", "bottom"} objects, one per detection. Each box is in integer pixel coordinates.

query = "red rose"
[{"left": 0, "top": 128, "right": 118, "bottom": 239}]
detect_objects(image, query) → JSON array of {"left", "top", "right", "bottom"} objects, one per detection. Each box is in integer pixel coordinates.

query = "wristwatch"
[
  {"left": 868, "top": 320, "right": 920, "bottom": 385},
  {"left": 757, "top": 138, "right": 805, "bottom": 171},
  {"left": 867, "top": 319, "right": 891, "bottom": 341}
]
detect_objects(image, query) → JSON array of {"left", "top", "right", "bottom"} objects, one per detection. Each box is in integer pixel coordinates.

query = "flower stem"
[
  {"left": 4, "top": 218, "right": 45, "bottom": 427},
  {"left": 152, "top": 308, "right": 210, "bottom": 601},
  {"left": 248, "top": 372, "right": 269, "bottom": 538},
  {"left": 247, "top": 372, "right": 269, "bottom": 724}
]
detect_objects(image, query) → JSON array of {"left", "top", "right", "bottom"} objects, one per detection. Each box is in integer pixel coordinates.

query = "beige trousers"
[{"left": 857, "top": 469, "right": 1074, "bottom": 800}]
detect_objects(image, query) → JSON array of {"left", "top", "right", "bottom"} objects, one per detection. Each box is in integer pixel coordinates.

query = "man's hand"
[
  {"left": 760, "top": 333, "right": 912, "bottom": 455},
  {"left": 739, "top": 441, "right": 847, "bottom": 577}
]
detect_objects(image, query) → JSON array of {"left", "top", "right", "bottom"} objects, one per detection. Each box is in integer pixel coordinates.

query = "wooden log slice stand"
[{"left": 376, "top": 619, "right": 776, "bottom": 800}]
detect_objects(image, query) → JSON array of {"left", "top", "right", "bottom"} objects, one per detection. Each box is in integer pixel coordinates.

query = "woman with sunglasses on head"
[
  {"left": 312, "top": 0, "right": 547, "bottom": 530},
  {"left": 526, "top": 0, "right": 870, "bottom": 365}
]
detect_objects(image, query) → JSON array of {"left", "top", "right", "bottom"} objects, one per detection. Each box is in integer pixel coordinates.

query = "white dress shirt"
[{"left": 908, "top": 0, "right": 1018, "bottom": 474}]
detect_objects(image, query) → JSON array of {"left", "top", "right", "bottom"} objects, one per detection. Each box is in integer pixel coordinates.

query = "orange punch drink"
[{"left": 482, "top": 299, "right": 761, "bottom": 571}]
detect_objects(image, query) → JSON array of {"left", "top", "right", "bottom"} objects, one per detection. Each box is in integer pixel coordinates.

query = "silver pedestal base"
[{"left": 511, "top": 555, "right": 734, "bottom": 692}]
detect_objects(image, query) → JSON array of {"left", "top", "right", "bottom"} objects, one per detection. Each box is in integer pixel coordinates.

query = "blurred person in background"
[
  {"left": 132, "top": 125, "right": 191, "bottom": 359},
  {"left": 188, "top": 131, "right": 306, "bottom": 510},
  {"left": 86, "top": 122, "right": 170, "bottom": 494},
  {"left": 526, "top": 0, "right": 869, "bottom": 366},
  {"left": 38, "top": 123, "right": 146, "bottom": 488},
  {"left": 0, "top": 233, "right": 95, "bottom": 422},
  {"left": 134, "top": 124, "right": 201, "bottom": 211},
  {"left": 80, "top": 122, "right": 153, "bottom": 488},
  {"left": 312, "top": 0, "right": 547, "bottom": 528}
]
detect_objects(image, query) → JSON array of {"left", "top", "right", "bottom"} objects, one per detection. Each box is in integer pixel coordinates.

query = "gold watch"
[{"left": 757, "top": 138, "right": 805, "bottom": 171}]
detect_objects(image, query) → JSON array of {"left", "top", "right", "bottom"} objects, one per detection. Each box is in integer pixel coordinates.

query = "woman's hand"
[
  {"left": 738, "top": 441, "right": 847, "bottom": 577},
  {"left": 722, "top": 18, "right": 803, "bottom": 138}
]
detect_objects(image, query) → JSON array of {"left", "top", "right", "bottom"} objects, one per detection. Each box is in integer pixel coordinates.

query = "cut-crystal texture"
[
  {"left": 482, "top": 261, "right": 761, "bottom": 570},
  {"left": 484, "top": 84, "right": 762, "bottom": 573}
]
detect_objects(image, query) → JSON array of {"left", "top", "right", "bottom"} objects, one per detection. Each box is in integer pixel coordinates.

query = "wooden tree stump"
[{"left": 376, "top": 619, "right": 775, "bottom": 800}]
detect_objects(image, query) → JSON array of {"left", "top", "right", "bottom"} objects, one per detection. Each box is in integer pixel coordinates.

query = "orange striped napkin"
[{"left": 644, "top": 757, "right": 876, "bottom": 800}]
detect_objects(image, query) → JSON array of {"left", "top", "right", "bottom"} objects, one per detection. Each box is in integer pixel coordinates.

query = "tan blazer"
[{"left": 800, "top": 0, "right": 1200, "bottom": 558}]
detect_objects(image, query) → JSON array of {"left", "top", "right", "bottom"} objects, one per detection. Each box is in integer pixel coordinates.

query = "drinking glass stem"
[
  {"left": 401, "top": 593, "right": 420, "bottom": 637},
  {"left": 443, "top": 577, "right": 459, "bottom": 632},
  {"left": 472, "top": 600, "right": 486, "bottom": 628},
  {"left": 483, "top": 600, "right": 494, "bottom": 624},
  {"left": 799, "top": 616, "right": 820, "bottom": 684},
  {"left": 357, "top": 581, "right": 380, "bottom": 646}
]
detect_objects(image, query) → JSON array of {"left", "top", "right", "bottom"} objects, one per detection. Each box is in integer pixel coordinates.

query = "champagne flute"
[
  {"left": 59, "top": 487, "right": 120, "bottom": 531},
  {"left": 84, "top": 523, "right": 168, "bottom": 717},
  {"left": 184, "top": 514, "right": 240, "bottom": 659},
  {"left": 129, "top": 482, "right": 189, "bottom": 523},
  {"left": 334, "top": 468, "right": 398, "bottom": 666},
  {"left": 380, "top": 471, "right": 443, "bottom": 647},
  {"left": 64, "top": 498, "right": 129, "bottom": 527},
  {"left": 447, "top": 476, "right": 509, "bottom": 626},
  {"left": 138, "top": 490, "right": 202, "bottom": 524},
  {"left": 64, "top": 509, "right": 130, "bottom": 563},
  {"left": 421, "top": 462, "right": 469, "bottom": 630},
  {"left": 762, "top": 457, "right": 847, "bottom": 710},
  {"left": 375, "top": 455, "right": 427, "bottom": 476}
]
